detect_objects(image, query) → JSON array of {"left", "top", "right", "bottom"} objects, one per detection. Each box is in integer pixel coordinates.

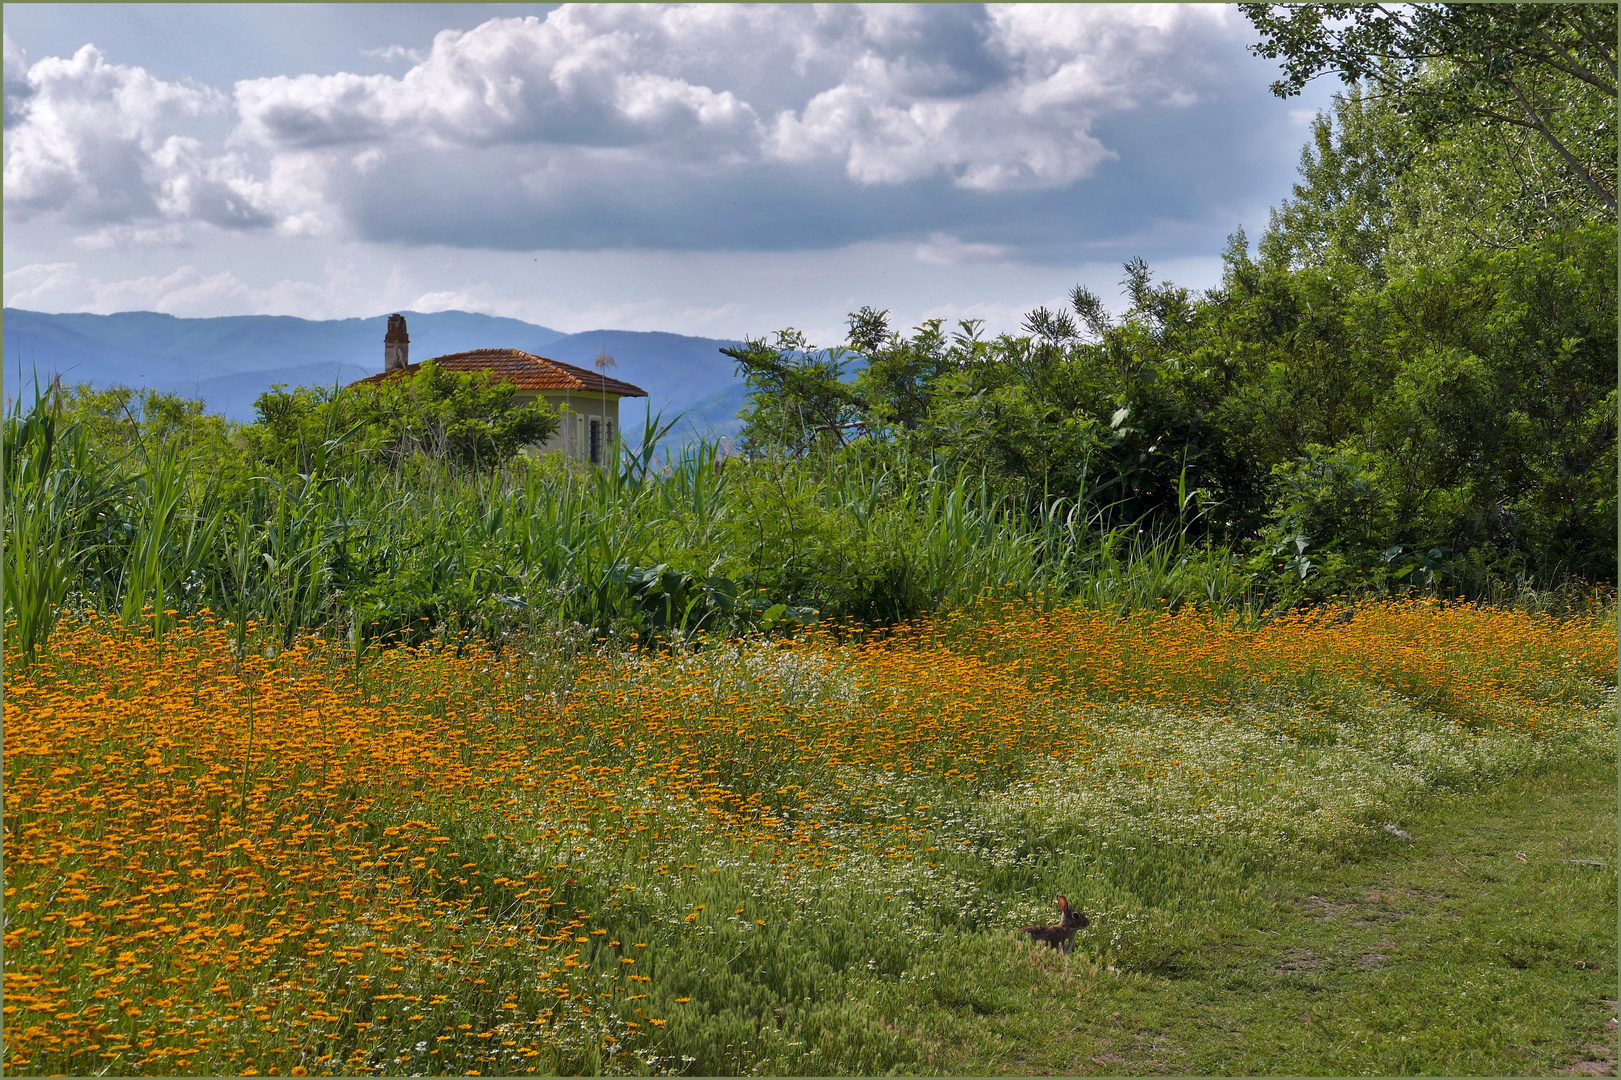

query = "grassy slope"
[{"left": 896, "top": 758, "right": 1618, "bottom": 1077}]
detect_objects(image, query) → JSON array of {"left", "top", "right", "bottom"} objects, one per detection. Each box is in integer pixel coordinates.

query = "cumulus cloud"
[
  {"left": 4, "top": 28, "right": 33, "bottom": 127},
  {"left": 1, "top": 39, "right": 290, "bottom": 232},
  {"left": 6, "top": 5, "right": 1264, "bottom": 253},
  {"left": 149, "top": 137, "right": 278, "bottom": 228},
  {"left": 233, "top": 10, "right": 766, "bottom": 154},
  {"left": 767, "top": 4, "right": 1232, "bottom": 191},
  {"left": 234, "top": 6, "right": 1234, "bottom": 188}
]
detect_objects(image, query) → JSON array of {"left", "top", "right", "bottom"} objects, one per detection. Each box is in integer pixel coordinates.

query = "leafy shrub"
[{"left": 246, "top": 361, "right": 560, "bottom": 475}]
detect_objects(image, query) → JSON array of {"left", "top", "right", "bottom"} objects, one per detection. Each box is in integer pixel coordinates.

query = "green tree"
[
  {"left": 56, "top": 384, "right": 231, "bottom": 464},
  {"left": 247, "top": 363, "right": 560, "bottom": 475},
  {"left": 848, "top": 308, "right": 974, "bottom": 434},
  {"left": 1242, "top": 3, "right": 1617, "bottom": 212},
  {"left": 729, "top": 219, "right": 1616, "bottom": 591},
  {"left": 724, "top": 329, "right": 867, "bottom": 457},
  {"left": 1261, "top": 86, "right": 1609, "bottom": 278},
  {"left": 1219, "top": 222, "right": 1616, "bottom": 587}
]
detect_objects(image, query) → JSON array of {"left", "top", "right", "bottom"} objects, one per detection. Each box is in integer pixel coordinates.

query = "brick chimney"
[{"left": 384, "top": 313, "right": 410, "bottom": 372}]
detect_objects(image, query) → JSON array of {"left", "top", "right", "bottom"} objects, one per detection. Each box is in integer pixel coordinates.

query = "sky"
[{"left": 2, "top": 3, "right": 1335, "bottom": 344}]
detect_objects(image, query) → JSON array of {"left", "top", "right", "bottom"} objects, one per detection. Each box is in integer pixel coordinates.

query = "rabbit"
[{"left": 1019, "top": 895, "right": 1089, "bottom": 951}]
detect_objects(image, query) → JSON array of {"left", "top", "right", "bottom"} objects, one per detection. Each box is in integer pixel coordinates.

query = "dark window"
[{"left": 589, "top": 419, "right": 601, "bottom": 464}]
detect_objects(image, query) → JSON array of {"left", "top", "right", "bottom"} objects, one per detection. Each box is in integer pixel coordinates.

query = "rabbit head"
[{"left": 1056, "top": 895, "right": 1090, "bottom": 929}]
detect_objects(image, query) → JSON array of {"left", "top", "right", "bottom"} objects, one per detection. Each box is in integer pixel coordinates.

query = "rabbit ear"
[{"left": 1056, "top": 895, "right": 1069, "bottom": 911}]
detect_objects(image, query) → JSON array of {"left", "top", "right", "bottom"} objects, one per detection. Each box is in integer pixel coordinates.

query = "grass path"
[{"left": 907, "top": 759, "right": 1618, "bottom": 1076}]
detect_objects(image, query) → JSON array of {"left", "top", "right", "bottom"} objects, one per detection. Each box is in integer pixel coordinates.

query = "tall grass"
[
  {"left": 8, "top": 393, "right": 1589, "bottom": 666},
  {"left": 6, "top": 394, "right": 1258, "bottom": 663},
  {"left": 3, "top": 397, "right": 126, "bottom": 660},
  {"left": 116, "top": 436, "right": 223, "bottom": 639},
  {"left": 4, "top": 404, "right": 78, "bottom": 662}
]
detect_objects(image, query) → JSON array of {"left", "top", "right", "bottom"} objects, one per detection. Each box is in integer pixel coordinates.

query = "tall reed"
[
  {"left": 3, "top": 400, "right": 85, "bottom": 661},
  {"left": 1, "top": 396, "right": 1329, "bottom": 662}
]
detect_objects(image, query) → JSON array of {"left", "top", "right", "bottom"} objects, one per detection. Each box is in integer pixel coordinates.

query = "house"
[{"left": 353, "top": 314, "right": 647, "bottom": 464}]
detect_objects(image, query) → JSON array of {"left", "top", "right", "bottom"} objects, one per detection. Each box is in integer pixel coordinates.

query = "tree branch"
[
  {"left": 1526, "top": 26, "right": 1618, "bottom": 96},
  {"left": 1568, "top": 7, "right": 1618, "bottom": 81},
  {"left": 721, "top": 345, "right": 869, "bottom": 409},
  {"left": 1502, "top": 75, "right": 1618, "bottom": 210}
]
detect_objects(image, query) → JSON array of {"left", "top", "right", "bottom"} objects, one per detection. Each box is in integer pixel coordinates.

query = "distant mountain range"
[{"left": 1, "top": 308, "right": 747, "bottom": 440}]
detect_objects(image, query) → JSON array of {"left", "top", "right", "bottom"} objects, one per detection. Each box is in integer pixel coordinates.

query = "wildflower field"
[{"left": 4, "top": 597, "right": 1615, "bottom": 1076}]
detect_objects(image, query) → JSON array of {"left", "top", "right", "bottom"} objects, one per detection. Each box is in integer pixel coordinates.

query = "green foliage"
[
  {"left": 245, "top": 361, "right": 560, "bottom": 475},
  {"left": 848, "top": 306, "right": 972, "bottom": 434},
  {"left": 1241, "top": 3, "right": 1617, "bottom": 212},
  {"left": 1262, "top": 87, "right": 1611, "bottom": 279},
  {"left": 1231, "top": 223, "right": 1616, "bottom": 590},
  {"left": 728, "top": 220, "right": 1614, "bottom": 597},
  {"left": 1259, "top": 90, "right": 1410, "bottom": 276},
  {"left": 725, "top": 328, "right": 867, "bottom": 457},
  {"left": 55, "top": 383, "right": 231, "bottom": 455}
]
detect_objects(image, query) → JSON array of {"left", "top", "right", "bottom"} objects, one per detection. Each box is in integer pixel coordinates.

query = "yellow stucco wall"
[{"left": 518, "top": 390, "right": 624, "bottom": 463}]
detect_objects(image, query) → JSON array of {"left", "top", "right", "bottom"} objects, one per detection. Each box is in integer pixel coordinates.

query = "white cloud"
[
  {"left": 914, "top": 232, "right": 1013, "bottom": 265},
  {"left": 221, "top": 5, "right": 1248, "bottom": 236},
  {"left": 71, "top": 223, "right": 191, "bottom": 250},
  {"left": 232, "top": 10, "right": 770, "bottom": 155},
  {"left": 411, "top": 288, "right": 492, "bottom": 313},
  {"left": 360, "top": 44, "right": 427, "bottom": 65},
  {"left": 613, "top": 73, "right": 756, "bottom": 137},
  {"left": 5, "top": 5, "right": 1270, "bottom": 254},
  {"left": 262, "top": 151, "right": 342, "bottom": 237},
  {"left": 0, "top": 41, "right": 292, "bottom": 231},
  {"left": 230, "top": 6, "right": 1239, "bottom": 196},
  {"left": 3, "top": 261, "right": 82, "bottom": 308},
  {"left": 3, "top": 258, "right": 364, "bottom": 319},
  {"left": 765, "top": 4, "right": 1240, "bottom": 190},
  {"left": 149, "top": 136, "right": 277, "bottom": 228}
]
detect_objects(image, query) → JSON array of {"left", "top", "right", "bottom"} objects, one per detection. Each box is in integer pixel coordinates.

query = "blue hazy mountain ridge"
[
  {"left": 531, "top": 328, "right": 747, "bottom": 441},
  {"left": 2, "top": 308, "right": 747, "bottom": 438}
]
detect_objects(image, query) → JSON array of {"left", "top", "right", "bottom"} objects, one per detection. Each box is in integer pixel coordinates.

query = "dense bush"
[
  {"left": 247, "top": 361, "right": 561, "bottom": 474},
  {"left": 729, "top": 221, "right": 1616, "bottom": 597}
]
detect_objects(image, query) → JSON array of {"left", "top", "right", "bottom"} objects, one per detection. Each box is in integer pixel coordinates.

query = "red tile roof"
[{"left": 351, "top": 348, "right": 647, "bottom": 397}]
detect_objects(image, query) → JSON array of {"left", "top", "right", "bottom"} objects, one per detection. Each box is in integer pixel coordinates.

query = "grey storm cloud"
[{"left": 3, "top": 5, "right": 1276, "bottom": 255}]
